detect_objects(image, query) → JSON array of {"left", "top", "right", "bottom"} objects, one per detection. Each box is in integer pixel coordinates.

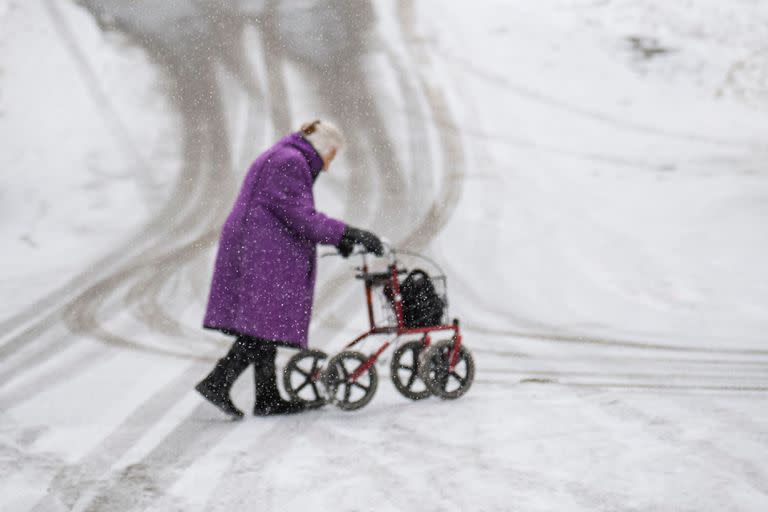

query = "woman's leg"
[
  {"left": 251, "top": 340, "right": 306, "bottom": 416},
  {"left": 195, "top": 336, "right": 253, "bottom": 418}
]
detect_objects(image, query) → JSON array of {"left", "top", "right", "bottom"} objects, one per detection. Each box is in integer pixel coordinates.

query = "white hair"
[{"left": 299, "top": 120, "right": 345, "bottom": 157}]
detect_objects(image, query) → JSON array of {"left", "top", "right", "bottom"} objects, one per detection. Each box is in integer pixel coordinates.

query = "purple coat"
[{"left": 203, "top": 133, "right": 346, "bottom": 348}]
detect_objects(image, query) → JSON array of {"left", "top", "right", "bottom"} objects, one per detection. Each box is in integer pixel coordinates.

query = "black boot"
[
  {"left": 252, "top": 343, "right": 307, "bottom": 416},
  {"left": 195, "top": 337, "right": 251, "bottom": 419}
]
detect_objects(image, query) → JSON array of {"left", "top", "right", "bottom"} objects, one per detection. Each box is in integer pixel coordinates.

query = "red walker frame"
[{"left": 341, "top": 252, "right": 464, "bottom": 383}]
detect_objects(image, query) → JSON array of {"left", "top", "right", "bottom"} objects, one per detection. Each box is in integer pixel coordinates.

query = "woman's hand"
[{"left": 337, "top": 226, "right": 384, "bottom": 257}]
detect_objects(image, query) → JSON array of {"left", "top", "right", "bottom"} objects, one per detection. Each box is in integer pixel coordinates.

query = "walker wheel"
[
  {"left": 283, "top": 349, "right": 328, "bottom": 407},
  {"left": 419, "top": 339, "right": 475, "bottom": 399},
  {"left": 390, "top": 339, "right": 431, "bottom": 400},
  {"left": 322, "top": 351, "right": 378, "bottom": 411}
]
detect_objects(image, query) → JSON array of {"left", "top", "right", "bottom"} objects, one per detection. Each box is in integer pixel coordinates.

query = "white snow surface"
[
  {"left": 0, "top": 0, "right": 179, "bottom": 318},
  {"left": 1, "top": 1, "right": 768, "bottom": 511}
]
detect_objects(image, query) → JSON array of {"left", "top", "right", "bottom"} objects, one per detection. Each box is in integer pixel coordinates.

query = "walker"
[{"left": 282, "top": 247, "right": 475, "bottom": 411}]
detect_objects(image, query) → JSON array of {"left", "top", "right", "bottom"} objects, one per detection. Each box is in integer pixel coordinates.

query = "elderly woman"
[{"left": 196, "top": 120, "right": 383, "bottom": 418}]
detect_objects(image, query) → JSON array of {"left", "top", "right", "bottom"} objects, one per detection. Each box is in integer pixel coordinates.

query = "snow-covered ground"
[
  {"left": 1, "top": 0, "right": 767, "bottom": 511},
  {"left": 0, "top": 0, "right": 179, "bottom": 319}
]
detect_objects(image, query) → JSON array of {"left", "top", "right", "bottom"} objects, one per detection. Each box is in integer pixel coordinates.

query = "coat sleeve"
[{"left": 262, "top": 154, "right": 346, "bottom": 245}]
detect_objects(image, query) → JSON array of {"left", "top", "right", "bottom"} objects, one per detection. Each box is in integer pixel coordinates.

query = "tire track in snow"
[
  {"left": 41, "top": 0, "right": 159, "bottom": 202},
  {"left": 466, "top": 323, "right": 768, "bottom": 357},
  {"left": 60, "top": 6, "right": 243, "bottom": 354},
  {"left": 436, "top": 48, "right": 765, "bottom": 150},
  {"left": 376, "top": 418, "right": 635, "bottom": 512},
  {"left": 479, "top": 377, "right": 768, "bottom": 395},
  {"left": 197, "top": 413, "right": 328, "bottom": 512},
  {"left": 74, "top": 406, "right": 257, "bottom": 512},
  {"left": 475, "top": 346, "right": 768, "bottom": 368},
  {"left": 28, "top": 361, "right": 208, "bottom": 512},
  {"left": 475, "top": 343, "right": 768, "bottom": 393},
  {"left": 586, "top": 396, "right": 768, "bottom": 494},
  {"left": 0, "top": 342, "right": 114, "bottom": 411},
  {"left": 568, "top": 382, "right": 768, "bottom": 393},
  {"left": 259, "top": 4, "right": 292, "bottom": 136},
  {"left": 308, "top": 419, "right": 634, "bottom": 512},
  {"left": 0, "top": 0, "right": 165, "bottom": 349},
  {"left": 0, "top": 4, "right": 239, "bottom": 371},
  {"left": 18, "top": 15, "right": 243, "bottom": 360},
  {"left": 309, "top": 424, "right": 467, "bottom": 512},
  {"left": 0, "top": 3, "right": 225, "bottom": 354},
  {"left": 483, "top": 367, "right": 768, "bottom": 382},
  {"left": 672, "top": 394, "right": 768, "bottom": 448}
]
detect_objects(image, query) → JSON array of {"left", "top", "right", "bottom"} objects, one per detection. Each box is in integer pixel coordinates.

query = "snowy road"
[{"left": 2, "top": 0, "right": 768, "bottom": 510}]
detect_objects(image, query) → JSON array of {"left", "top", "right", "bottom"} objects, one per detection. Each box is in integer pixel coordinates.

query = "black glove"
[
  {"left": 337, "top": 231, "right": 355, "bottom": 258},
  {"left": 337, "top": 226, "right": 384, "bottom": 257}
]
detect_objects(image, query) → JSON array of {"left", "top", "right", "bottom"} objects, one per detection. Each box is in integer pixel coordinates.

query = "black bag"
[{"left": 394, "top": 269, "right": 445, "bottom": 328}]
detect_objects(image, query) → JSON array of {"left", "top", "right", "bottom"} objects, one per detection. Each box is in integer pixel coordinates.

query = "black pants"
[
  {"left": 229, "top": 335, "right": 278, "bottom": 368},
  {"left": 205, "top": 335, "right": 281, "bottom": 396},
  {"left": 200, "top": 334, "right": 307, "bottom": 414}
]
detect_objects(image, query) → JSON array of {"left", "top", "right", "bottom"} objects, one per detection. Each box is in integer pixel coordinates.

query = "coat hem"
[{"left": 202, "top": 324, "right": 306, "bottom": 350}]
